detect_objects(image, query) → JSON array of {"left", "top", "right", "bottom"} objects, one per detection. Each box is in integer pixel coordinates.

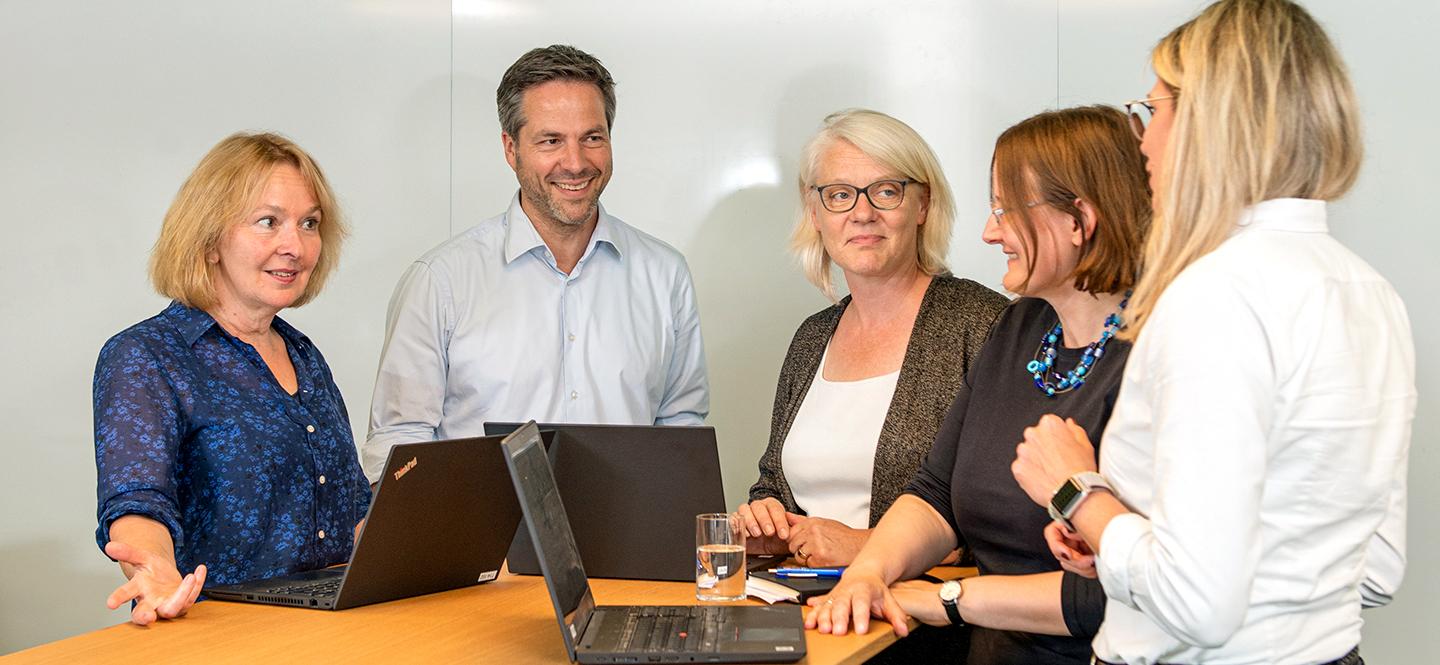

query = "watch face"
[
  {"left": 938, "top": 581, "right": 962, "bottom": 602},
  {"left": 1051, "top": 478, "right": 1084, "bottom": 514}
]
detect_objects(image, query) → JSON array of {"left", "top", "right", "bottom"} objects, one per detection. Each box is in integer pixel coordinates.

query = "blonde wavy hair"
[
  {"left": 1124, "top": 0, "right": 1362, "bottom": 337},
  {"left": 149, "top": 132, "right": 347, "bottom": 311},
  {"left": 792, "top": 109, "right": 954, "bottom": 302}
]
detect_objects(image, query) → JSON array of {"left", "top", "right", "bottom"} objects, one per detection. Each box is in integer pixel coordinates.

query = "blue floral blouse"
[{"left": 93, "top": 301, "right": 371, "bottom": 586}]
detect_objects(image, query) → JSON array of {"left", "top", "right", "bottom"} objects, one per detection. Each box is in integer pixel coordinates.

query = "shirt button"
[
  {"left": 306, "top": 424, "right": 316, "bottom": 433},
  {"left": 318, "top": 475, "right": 327, "bottom": 485},
  {"left": 570, "top": 391, "right": 579, "bottom": 400},
  {"left": 317, "top": 529, "right": 326, "bottom": 540},
  {"left": 568, "top": 333, "right": 576, "bottom": 342}
]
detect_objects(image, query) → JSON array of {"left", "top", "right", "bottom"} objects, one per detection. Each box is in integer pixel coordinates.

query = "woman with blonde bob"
[
  {"left": 1012, "top": 1, "right": 1415, "bottom": 663},
  {"left": 740, "top": 109, "right": 1007, "bottom": 567},
  {"left": 93, "top": 132, "right": 371, "bottom": 625}
]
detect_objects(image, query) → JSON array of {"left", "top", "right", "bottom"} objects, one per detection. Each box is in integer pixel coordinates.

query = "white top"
[
  {"left": 362, "top": 193, "right": 709, "bottom": 482},
  {"left": 781, "top": 345, "right": 900, "bottom": 529},
  {"left": 1093, "top": 199, "right": 1415, "bottom": 664}
]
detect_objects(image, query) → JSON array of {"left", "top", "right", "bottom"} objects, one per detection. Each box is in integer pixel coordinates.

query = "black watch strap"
[{"left": 943, "top": 598, "right": 964, "bottom": 626}]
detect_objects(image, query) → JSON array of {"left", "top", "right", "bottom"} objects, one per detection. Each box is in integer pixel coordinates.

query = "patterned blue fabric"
[{"left": 93, "top": 301, "right": 371, "bottom": 586}]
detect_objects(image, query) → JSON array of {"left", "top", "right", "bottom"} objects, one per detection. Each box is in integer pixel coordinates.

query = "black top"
[{"left": 905, "top": 297, "right": 1131, "bottom": 664}]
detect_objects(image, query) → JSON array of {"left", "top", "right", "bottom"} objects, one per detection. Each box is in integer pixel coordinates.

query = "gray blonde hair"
[
  {"left": 1125, "top": 0, "right": 1362, "bottom": 337},
  {"left": 792, "top": 109, "right": 954, "bottom": 302}
]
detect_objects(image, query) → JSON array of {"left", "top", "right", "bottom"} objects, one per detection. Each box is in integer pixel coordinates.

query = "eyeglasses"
[
  {"left": 1123, "top": 95, "right": 1175, "bottom": 140},
  {"left": 989, "top": 200, "right": 1042, "bottom": 224},
  {"left": 811, "top": 179, "right": 913, "bottom": 213}
]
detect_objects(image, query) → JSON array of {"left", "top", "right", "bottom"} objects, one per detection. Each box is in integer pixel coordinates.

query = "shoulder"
[
  {"left": 919, "top": 275, "right": 1011, "bottom": 330},
  {"left": 98, "top": 306, "right": 184, "bottom": 365},
  {"left": 606, "top": 214, "right": 691, "bottom": 276},
  {"left": 793, "top": 300, "right": 845, "bottom": 343},
  {"left": 411, "top": 213, "right": 508, "bottom": 275},
  {"left": 95, "top": 307, "right": 192, "bottom": 389}
]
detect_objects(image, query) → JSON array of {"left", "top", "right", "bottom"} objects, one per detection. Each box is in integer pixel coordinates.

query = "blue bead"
[
  {"left": 1094, "top": 347, "right": 1104, "bottom": 358},
  {"left": 1026, "top": 360, "right": 1042, "bottom": 373},
  {"left": 1076, "top": 366, "right": 1086, "bottom": 376},
  {"left": 1058, "top": 378, "right": 1070, "bottom": 388},
  {"left": 1047, "top": 334, "right": 1058, "bottom": 344},
  {"left": 1046, "top": 387, "right": 1056, "bottom": 396}
]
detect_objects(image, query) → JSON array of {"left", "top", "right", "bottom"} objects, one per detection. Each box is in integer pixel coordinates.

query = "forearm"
[
  {"left": 1071, "top": 490, "right": 1127, "bottom": 554},
  {"left": 108, "top": 515, "right": 177, "bottom": 578},
  {"left": 957, "top": 572, "right": 1068, "bottom": 635},
  {"left": 849, "top": 495, "right": 955, "bottom": 582}
]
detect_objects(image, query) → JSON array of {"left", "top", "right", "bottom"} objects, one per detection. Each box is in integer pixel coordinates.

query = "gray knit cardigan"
[{"left": 748, "top": 275, "right": 1009, "bottom": 527}]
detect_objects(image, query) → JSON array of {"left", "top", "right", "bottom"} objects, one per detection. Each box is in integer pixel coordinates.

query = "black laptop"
[
  {"left": 483, "top": 422, "right": 727, "bottom": 582},
  {"left": 500, "top": 421, "right": 806, "bottom": 664},
  {"left": 204, "top": 435, "right": 521, "bottom": 610}
]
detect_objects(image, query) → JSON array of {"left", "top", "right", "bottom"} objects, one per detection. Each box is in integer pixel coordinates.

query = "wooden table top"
[{"left": 7, "top": 567, "right": 973, "bottom": 664}]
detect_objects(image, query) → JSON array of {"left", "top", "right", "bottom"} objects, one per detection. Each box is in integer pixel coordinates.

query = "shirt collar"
[
  {"left": 502, "top": 191, "right": 625, "bottom": 266},
  {"left": 163, "top": 300, "right": 312, "bottom": 349},
  {"left": 1234, "top": 198, "right": 1328, "bottom": 235}
]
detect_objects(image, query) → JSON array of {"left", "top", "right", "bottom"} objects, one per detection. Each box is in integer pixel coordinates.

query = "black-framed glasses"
[
  {"left": 811, "top": 179, "right": 913, "bottom": 213},
  {"left": 1123, "top": 95, "right": 1175, "bottom": 140}
]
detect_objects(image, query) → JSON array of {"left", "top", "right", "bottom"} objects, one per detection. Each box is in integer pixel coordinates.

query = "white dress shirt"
[
  {"left": 781, "top": 345, "right": 899, "bottom": 528},
  {"left": 363, "top": 193, "right": 709, "bottom": 481},
  {"left": 1093, "top": 199, "right": 1415, "bottom": 664}
]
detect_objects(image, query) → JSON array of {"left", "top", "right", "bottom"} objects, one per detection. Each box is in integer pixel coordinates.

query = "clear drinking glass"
[{"left": 695, "top": 512, "right": 746, "bottom": 601}]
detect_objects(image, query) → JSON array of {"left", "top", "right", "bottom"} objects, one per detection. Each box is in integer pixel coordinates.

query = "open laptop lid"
[
  {"left": 484, "top": 422, "right": 725, "bottom": 581},
  {"left": 501, "top": 422, "right": 596, "bottom": 662},
  {"left": 333, "top": 434, "right": 521, "bottom": 609}
]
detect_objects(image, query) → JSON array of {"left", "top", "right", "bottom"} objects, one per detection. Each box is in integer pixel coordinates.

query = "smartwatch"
[
  {"left": 1047, "top": 471, "right": 1112, "bottom": 530},
  {"left": 938, "top": 580, "right": 965, "bottom": 626}
]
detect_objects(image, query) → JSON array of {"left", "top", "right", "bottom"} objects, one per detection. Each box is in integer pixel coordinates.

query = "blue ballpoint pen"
[{"left": 769, "top": 567, "right": 845, "bottom": 578}]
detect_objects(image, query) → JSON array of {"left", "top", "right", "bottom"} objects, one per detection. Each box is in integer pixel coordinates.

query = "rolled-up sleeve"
[
  {"left": 655, "top": 260, "right": 708, "bottom": 425},
  {"left": 366, "top": 261, "right": 452, "bottom": 481},
  {"left": 1061, "top": 571, "right": 1107, "bottom": 637},
  {"left": 93, "top": 336, "right": 186, "bottom": 552}
]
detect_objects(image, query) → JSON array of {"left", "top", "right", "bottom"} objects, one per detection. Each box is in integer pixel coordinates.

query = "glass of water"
[{"left": 695, "top": 512, "right": 746, "bottom": 601}]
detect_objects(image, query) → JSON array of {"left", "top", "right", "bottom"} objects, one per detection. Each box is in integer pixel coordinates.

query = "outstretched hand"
[{"left": 104, "top": 541, "right": 206, "bottom": 626}]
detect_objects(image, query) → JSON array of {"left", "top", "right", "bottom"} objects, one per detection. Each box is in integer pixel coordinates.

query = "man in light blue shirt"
[{"left": 363, "top": 45, "right": 709, "bottom": 481}]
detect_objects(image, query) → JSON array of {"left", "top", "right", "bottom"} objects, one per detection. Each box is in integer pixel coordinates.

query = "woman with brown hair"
[
  {"left": 807, "top": 105, "right": 1151, "bottom": 665},
  {"left": 1012, "top": 1, "right": 1415, "bottom": 663}
]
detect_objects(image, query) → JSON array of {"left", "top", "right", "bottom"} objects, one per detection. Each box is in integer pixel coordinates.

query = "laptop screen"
[{"left": 503, "top": 423, "right": 596, "bottom": 657}]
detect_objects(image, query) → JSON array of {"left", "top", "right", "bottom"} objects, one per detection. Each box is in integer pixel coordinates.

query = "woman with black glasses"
[{"left": 738, "top": 108, "right": 1006, "bottom": 568}]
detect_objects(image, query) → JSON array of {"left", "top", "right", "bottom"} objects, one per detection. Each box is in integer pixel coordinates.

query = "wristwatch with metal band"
[
  {"left": 1048, "top": 471, "right": 1112, "bottom": 530},
  {"left": 938, "top": 580, "right": 964, "bottom": 626}
]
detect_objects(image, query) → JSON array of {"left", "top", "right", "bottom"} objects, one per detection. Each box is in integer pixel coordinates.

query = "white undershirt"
[{"left": 780, "top": 344, "right": 900, "bottom": 529}]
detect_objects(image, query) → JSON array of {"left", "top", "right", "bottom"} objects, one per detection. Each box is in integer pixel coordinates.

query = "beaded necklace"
[{"left": 1026, "top": 294, "right": 1129, "bottom": 397}]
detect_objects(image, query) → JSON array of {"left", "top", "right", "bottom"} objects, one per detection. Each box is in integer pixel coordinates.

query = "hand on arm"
[
  {"left": 804, "top": 495, "right": 955, "bottom": 636},
  {"left": 105, "top": 515, "right": 205, "bottom": 626}
]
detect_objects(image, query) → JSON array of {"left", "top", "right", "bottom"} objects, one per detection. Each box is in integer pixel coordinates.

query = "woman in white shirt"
[{"left": 1011, "top": 1, "right": 1415, "bottom": 663}]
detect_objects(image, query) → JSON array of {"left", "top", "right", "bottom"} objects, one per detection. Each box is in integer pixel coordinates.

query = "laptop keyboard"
[
  {"left": 616, "top": 606, "right": 725, "bottom": 653},
  {"left": 261, "top": 577, "right": 342, "bottom": 597}
]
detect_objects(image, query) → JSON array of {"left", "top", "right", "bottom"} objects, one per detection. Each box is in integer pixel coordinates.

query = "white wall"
[{"left": 1, "top": 0, "right": 1433, "bottom": 659}]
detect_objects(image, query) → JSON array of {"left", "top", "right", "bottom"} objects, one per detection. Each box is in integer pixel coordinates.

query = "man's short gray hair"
[{"left": 496, "top": 44, "right": 617, "bottom": 139}]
